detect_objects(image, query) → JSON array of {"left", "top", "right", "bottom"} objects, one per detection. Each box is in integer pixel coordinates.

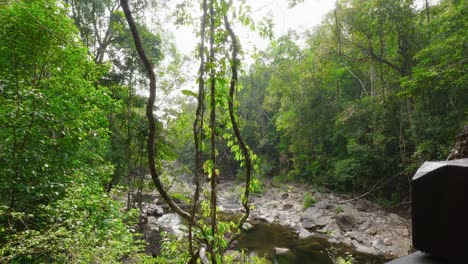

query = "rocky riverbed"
[
  {"left": 217, "top": 181, "right": 412, "bottom": 259},
  {"left": 137, "top": 167, "right": 412, "bottom": 260}
]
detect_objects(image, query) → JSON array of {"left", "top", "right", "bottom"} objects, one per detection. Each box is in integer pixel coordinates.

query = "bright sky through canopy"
[{"left": 173, "top": 0, "right": 336, "bottom": 56}]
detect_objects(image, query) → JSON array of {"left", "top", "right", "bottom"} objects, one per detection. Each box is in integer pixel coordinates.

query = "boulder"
[
  {"left": 298, "top": 227, "right": 314, "bottom": 239},
  {"left": 140, "top": 190, "right": 159, "bottom": 203},
  {"left": 302, "top": 207, "right": 329, "bottom": 228},
  {"left": 275, "top": 247, "right": 290, "bottom": 255},
  {"left": 157, "top": 213, "right": 184, "bottom": 237},
  {"left": 302, "top": 207, "right": 320, "bottom": 219},
  {"left": 335, "top": 212, "right": 357, "bottom": 231},
  {"left": 242, "top": 222, "right": 253, "bottom": 231},
  {"left": 278, "top": 212, "right": 300, "bottom": 228},
  {"left": 146, "top": 204, "right": 164, "bottom": 217},
  {"left": 302, "top": 219, "right": 316, "bottom": 229},
  {"left": 141, "top": 216, "right": 161, "bottom": 256},
  {"left": 355, "top": 199, "right": 374, "bottom": 212},
  {"left": 372, "top": 239, "right": 387, "bottom": 254},
  {"left": 282, "top": 203, "right": 294, "bottom": 211},
  {"left": 315, "top": 199, "right": 334, "bottom": 210}
]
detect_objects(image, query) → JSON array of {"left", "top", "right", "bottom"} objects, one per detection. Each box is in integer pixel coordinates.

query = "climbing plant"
[{"left": 120, "top": 0, "right": 258, "bottom": 262}]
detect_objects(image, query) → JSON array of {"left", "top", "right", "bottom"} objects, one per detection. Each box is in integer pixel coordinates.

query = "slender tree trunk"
[
  {"left": 425, "top": 0, "right": 431, "bottom": 43},
  {"left": 379, "top": 35, "right": 385, "bottom": 98},
  {"left": 208, "top": 1, "right": 218, "bottom": 261}
]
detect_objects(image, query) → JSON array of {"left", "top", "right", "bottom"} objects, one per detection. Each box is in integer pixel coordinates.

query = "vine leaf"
[{"left": 181, "top": 89, "right": 198, "bottom": 97}]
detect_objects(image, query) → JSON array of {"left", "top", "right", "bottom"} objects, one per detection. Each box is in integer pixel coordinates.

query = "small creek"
[{"left": 237, "top": 223, "right": 386, "bottom": 264}]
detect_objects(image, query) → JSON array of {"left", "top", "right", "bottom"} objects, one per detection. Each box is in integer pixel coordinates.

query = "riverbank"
[
  {"left": 138, "top": 165, "right": 412, "bottom": 260},
  {"left": 218, "top": 180, "right": 412, "bottom": 259}
]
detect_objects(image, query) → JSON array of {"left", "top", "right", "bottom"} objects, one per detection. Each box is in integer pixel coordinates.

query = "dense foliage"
[
  {"left": 236, "top": 0, "right": 467, "bottom": 204},
  {"left": 0, "top": 1, "right": 145, "bottom": 262}
]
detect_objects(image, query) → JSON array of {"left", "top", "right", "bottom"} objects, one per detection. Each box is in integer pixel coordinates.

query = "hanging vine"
[
  {"left": 188, "top": 0, "right": 207, "bottom": 259},
  {"left": 121, "top": 0, "right": 258, "bottom": 262},
  {"left": 119, "top": 0, "right": 191, "bottom": 221},
  {"left": 223, "top": 11, "right": 253, "bottom": 234}
]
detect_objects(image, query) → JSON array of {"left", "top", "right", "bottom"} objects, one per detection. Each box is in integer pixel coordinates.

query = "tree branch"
[{"left": 343, "top": 36, "right": 402, "bottom": 74}]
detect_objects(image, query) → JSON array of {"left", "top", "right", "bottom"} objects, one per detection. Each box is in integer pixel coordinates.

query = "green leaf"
[{"left": 181, "top": 89, "right": 198, "bottom": 98}]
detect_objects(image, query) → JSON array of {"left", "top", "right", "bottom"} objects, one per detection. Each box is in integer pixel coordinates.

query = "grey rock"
[
  {"left": 242, "top": 222, "right": 253, "bottom": 231},
  {"left": 356, "top": 245, "right": 374, "bottom": 255},
  {"left": 384, "top": 238, "right": 392, "bottom": 246},
  {"left": 359, "top": 219, "right": 376, "bottom": 231},
  {"left": 274, "top": 247, "right": 290, "bottom": 255},
  {"left": 352, "top": 240, "right": 374, "bottom": 254},
  {"left": 314, "top": 216, "right": 330, "bottom": 227},
  {"left": 302, "top": 207, "right": 320, "bottom": 219},
  {"left": 147, "top": 205, "right": 164, "bottom": 217},
  {"left": 157, "top": 213, "right": 184, "bottom": 237},
  {"left": 366, "top": 227, "right": 377, "bottom": 235},
  {"left": 395, "top": 227, "right": 410, "bottom": 237},
  {"left": 142, "top": 216, "right": 161, "bottom": 257},
  {"left": 389, "top": 213, "right": 402, "bottom": 222},
  {"left": 355, "top": 199, "right": 374, "bottom": 212},
  {"left": 316, "top": 199, "right": 334, "bottom": 210},
  {"left": 302, "top": 219, "right": 315, "bottom": 229},
  {"left": 298, "top": 227, "right": 314, "bottom": 239},
  {"left": 390, "top": 238, "right": 411, "bottom": 257},
  {"left": 140, "top": 190, "right": 159, "bottom": 203},
  {"left": 351, "top": 239, "right": 361, "bottom": 248},
  {"left": 372, "top": 239, "right": 386, "bottom": 252},
  {"left": 348, "top": 231, "right": 364, "bottom": 243},
  {"left": 335, "top": 212, "right": 357, "bottom": 231}
]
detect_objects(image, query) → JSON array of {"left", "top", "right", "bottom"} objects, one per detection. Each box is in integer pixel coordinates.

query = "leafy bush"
[
  {"left": 0, "top": 168, "right": 145, "bottom": 263},
  {"left": 303, "top": 192, "right": 317, "bottom": 209},
  {"left": 335, "top": 206, "right": 344, "bottom": 214}
]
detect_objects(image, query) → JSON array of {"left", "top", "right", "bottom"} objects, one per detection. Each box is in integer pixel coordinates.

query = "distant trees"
[{"left": 237, "top": 0, "right": 467, "bottom": 203}]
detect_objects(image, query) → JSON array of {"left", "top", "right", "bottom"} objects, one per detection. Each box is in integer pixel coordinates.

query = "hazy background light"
[
  {"left": 152, "top": 0, "right": 437, "bottom": 116},
  {"left": 172, "top": 0, "right": 336, "bottom": 58}
]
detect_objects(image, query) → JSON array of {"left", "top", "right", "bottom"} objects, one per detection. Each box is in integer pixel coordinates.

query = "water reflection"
[{"left": 237, "top": 223, "right": 386, "bottom": 264}]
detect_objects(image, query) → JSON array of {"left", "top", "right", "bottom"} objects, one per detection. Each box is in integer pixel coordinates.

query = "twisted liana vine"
[
  {"left": 223, "top": 13, "right": 253, "bottom": 234},
  {"left": 188, "top": 0, "right": 207, "bottom": 259},
  {"left": 120, "top": 0, "right": 190, "bottom": 220},
  {"left": 121, "top": 0, "right": 256, "bottom": 262}
]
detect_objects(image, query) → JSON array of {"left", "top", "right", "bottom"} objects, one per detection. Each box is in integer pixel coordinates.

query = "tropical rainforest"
[{"left": 0, "top": 0, "right": 466, "bottom": 263}]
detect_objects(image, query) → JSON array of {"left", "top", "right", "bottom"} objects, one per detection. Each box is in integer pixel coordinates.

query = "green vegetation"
[
  {"left": 0, "top": 0, "right": 144, "bottom": 261},
  {"left": 237, "top": 0, "right": 467, "bottom": 202},
  {"left": 335, "top": 206, "right": 344, "bottom": 214},
  {"left": 303, "top": 192, "right": 317, "bottom": 209},
  {"left": 0, "top": 0, "right": 466, "bottom": 262}
]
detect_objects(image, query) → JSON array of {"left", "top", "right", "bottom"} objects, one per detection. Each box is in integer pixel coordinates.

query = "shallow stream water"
[{"left": 237, "top": 223, "right": 387, "bottom": 264}]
